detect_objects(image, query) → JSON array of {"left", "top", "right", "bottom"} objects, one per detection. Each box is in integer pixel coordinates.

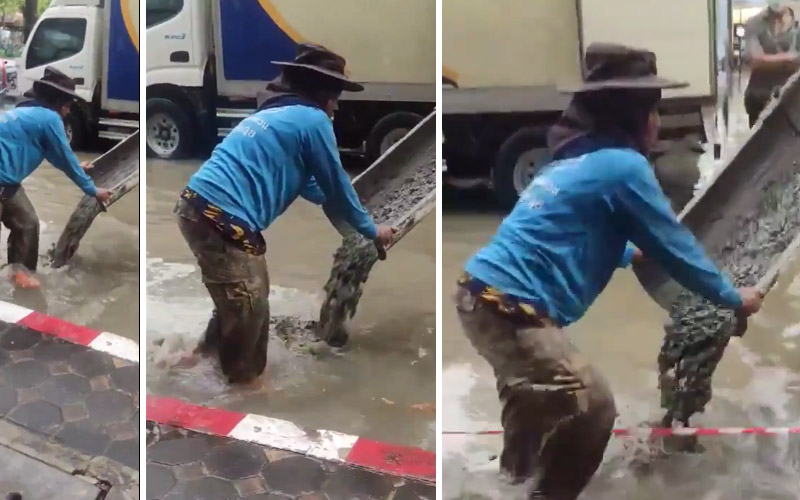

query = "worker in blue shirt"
[
  {"left": 176, "top": 44, "right": 395, "bottom": 384},
  {"left": 455, "top": 44, "right": 764, "bottom": 500},
  {"left": 0, "top": 67, "right": 112, "bottom": 288}
]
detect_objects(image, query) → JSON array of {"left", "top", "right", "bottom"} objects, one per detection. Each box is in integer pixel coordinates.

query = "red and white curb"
[
  {"left": 0, "top": 300, "right": 138, "bottom": 363},
  {"left": 444, "top": 427, "right": 800, "bottom": 438},
  {"left": 147, "top": 396, "right": 436, "bottom": 483}
]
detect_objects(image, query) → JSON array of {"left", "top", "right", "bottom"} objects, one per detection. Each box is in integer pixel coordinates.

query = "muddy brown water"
[
  {"left": 145, "top": 159, "right": 435, "bottom": 450},
  {"left": 0, "top": 150, "right": 140, "bottom": 341},
  {"left": 442, "top": 190, "right": 800, "bottom": 499},
  {"left": 442, "top": 83, "right": 800, "bottom": 498}
]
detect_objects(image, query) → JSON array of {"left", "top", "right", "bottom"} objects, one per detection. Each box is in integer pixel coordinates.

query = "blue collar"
[
  {"left": 257, "top": 94, "right": 321, "bottom": 112},
  {"left": 552, "top": 134, "right": 634, "bottom": 161},
  {"left": 15, "top": 99, "right": 47, "bottom": 109}
]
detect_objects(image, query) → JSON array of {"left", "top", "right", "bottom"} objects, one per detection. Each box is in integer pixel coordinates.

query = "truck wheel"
[
  {"left": 492, "top": 126, "right": 550, "bottom": 208},
  {"left": 64, "top": 110, "right": 86, "bottom": 150},
  {"left": 365, "top": 112, "right": 422, "bottom": 163},
  {"left": 146, "top": 98, "right": 194, "bottom": 159}
]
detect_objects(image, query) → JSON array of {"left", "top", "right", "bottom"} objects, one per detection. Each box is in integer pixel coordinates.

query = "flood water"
[
  {"left": 442, "top": 77, "right": 800, "bottom": 498},
  {"left": 145, "top": 159, "right": 435, "bottom": 450},
  {"left": 0, "top": 148, "right": 140, "bottom": 341}
]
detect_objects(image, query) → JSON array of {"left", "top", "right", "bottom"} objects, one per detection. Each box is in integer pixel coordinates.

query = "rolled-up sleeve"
[{"left": 618, "top": 244, "right": 637, "bottom": 269}]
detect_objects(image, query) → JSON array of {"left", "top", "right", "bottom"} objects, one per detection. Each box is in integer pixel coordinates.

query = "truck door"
[
  {"left": 18, "top": 6, "right": 103, "bottom": 102},
  {"left": 578, "top": 0, "right": 716, "bottom": 100},
  {"left": 146, "top": 0, "right": 208, "bottom": 88}
]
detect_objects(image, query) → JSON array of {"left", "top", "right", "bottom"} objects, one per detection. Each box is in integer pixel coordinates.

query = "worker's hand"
[
  {"left": 374, "top": 225, "right": 397, "bottom": 249},
  {"left": 80, "top": 161, "right": 94, "bottom": 171},
  {"left": 95, "top": 188, "right": 112, "bottom": 204},
  {"left": 631, "top": 248, "right": 645, "bottom": 265},
  {"left": 736, "top": 286, "right": 764, "bottom": 317},
  {"left": 774, "top": 52, "right": 800, "bottom": 66}
]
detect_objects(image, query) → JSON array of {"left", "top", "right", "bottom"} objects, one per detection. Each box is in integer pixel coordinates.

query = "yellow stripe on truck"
[
  {"left": 257, "top": 0, "right": 305, "bottom": 43},
  {"left": 121, "top": 0, "right": 139, "bottom": 52},
  {"left": 442, "top": 65, "right": 459, "bottom": 85}
]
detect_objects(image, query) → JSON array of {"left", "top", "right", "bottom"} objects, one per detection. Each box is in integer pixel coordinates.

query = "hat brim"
[
  {"left": 272, "top": 61, "right": 365, "bottom": 92},
  {"left": 559, "top": 76, "right": 689, "bottom": 93},
  {"left": 33, "top": 79, "right": 85, "bottom": 102}
]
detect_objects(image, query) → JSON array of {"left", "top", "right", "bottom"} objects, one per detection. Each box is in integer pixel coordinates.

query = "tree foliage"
[{"left": 0, "top": 0, "right": 19, "bottom": 22}]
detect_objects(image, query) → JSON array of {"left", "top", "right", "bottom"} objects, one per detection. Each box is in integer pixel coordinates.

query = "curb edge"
[
  {"left": 0, "top": 300, "right": 139, "bottom": 363},
  {"left": 146, "top": 395, "right": 436, "bottom": 484}
]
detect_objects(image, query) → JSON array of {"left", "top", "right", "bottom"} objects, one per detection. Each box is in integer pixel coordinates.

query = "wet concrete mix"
[
  {"left": 316, "top": 144, "right": 435, "bottom": 347},
  {"left": 49, "top": 131, "right": 140, "bottom": 268},
  {"left": 659, "top": 165, "right": 800, "bottom": 426}
]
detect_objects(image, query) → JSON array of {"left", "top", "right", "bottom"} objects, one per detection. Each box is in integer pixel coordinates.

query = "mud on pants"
[
  {"left": 176, "top": 199, "right": 270, "bottom": 384},
  {"left": 455, "top": 287, "right": 616, "bottom": 500},
  {"left": 743, "top": 87, "right": 780, "bottom": 129},
  {"left": 0, "top": 187, "right": 40, "bottom": 273}
]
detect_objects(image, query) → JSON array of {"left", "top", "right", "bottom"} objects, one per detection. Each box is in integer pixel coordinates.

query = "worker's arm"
[
  {"left": 746, "top": 27, "right": 799, "bottom": 69},
  {"left": 298, "top": 176, "right": 326, "bottom": 205},
  {"left": 301, "top": 114, "right": 377, "bottom": 239},
  {"left": 41, "top": 113, "right": 97, "bottom": 196},
  {"left": 611, "top": 158, "right": 742, "bottom": 308}
]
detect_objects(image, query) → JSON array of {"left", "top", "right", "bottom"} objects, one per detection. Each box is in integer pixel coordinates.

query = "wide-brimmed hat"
[
  {"left": 561, "top": 43, "right": 688, "bottom": 93},
  {"left": 272, "top": 43, "right": 364, "bottom": 93},
  {"left": 32, "top": 66, "right": 84, "bottom": 102}
]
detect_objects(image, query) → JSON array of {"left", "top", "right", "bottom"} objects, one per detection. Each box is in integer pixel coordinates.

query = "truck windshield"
[
  {"left": 146, "top": 0, "right": 184, "bottom": 28},
  {"left": 26, "top": 18, "right": 87, "bottom": 69}
]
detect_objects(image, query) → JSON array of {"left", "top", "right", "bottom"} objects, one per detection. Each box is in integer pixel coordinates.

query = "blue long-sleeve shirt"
[
  {"left": 0, "top": 106, "right": 97, "bottom": 196},
  {"left": 188, "top": 104, "right": 377, "bottom": 239},
  {"left": 465, "top": 147, "right": 741, "bottom": 327}
]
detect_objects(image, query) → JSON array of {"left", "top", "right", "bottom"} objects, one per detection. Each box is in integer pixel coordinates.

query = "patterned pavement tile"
[
  {"left": 147, "top": 424, "right": 435, "bottom": 500},
  {"left": 0, "top": 320, "right": 139, "bottom": 497}
]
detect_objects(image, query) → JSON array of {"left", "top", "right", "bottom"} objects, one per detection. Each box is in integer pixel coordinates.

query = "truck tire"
[
  {"left": 492, "top": 126, "right": 550, "bottom": 209},
  {"left": 365, "top": 111, "right": 422, "bottom": 163},
  {"left": 146, "top": 98, "right": 194, "bottom": 160},
  {"left": 64, "top": 110, "right": 86, "bottom": 150}
]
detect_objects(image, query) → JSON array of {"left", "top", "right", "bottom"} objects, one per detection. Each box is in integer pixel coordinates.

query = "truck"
[
  {"left": 442, "top": 0, "right": 721, "bottom": 207},
  {"left": 145, "top": 0, "right": 436, "bottom": 162},
  {"left": 0, "top": 58, "right": 13, "bottom": 96},
  {"left": 15, "top": 0, "right": 140, "bottom": 147}
]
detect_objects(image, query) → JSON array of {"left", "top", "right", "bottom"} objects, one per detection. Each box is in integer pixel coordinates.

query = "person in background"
[
  {"left": 455, "top": 44, "right": 763, "bottom": 500},
  {"left": 176, "top": 44, "right": 396, "bottom": 385},
  {"left": 744, "top": 0, "right": 800, "bottom": 127},
  {"left": 0, "top": 67, "right": 112, "bottom": 289}
]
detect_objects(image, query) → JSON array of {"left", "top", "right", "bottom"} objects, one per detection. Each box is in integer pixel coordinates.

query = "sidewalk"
[
  {"left": 0, "top": 310, "right": 139, "bottom": 499},
  {"left": 147, "top": 423, "right": 435, "bottom": 499}
]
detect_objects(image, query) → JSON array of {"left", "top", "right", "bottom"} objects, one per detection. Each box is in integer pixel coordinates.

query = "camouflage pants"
[
  {"left": 0, "top": 188, "right": 40, "bottom": 272},
  {"left": 176, "top": 199, "right": 270, "bottom": 384},
  {"left": 455, "top": 287, "right": 616, "bottom": 500}
]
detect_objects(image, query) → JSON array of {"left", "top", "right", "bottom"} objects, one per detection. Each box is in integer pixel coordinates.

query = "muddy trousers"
[
  {"left": 0, "top": 188, "right": 40, "bottom": 272},
  {"left": 455, "top": 288, "right": 616, "bottom": 500},
  {"left": 176, "top": 200, "right": 270, "bottom": 384},
  {"left": 744, "top": 90, "right": 778, "bottom": 129}
]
